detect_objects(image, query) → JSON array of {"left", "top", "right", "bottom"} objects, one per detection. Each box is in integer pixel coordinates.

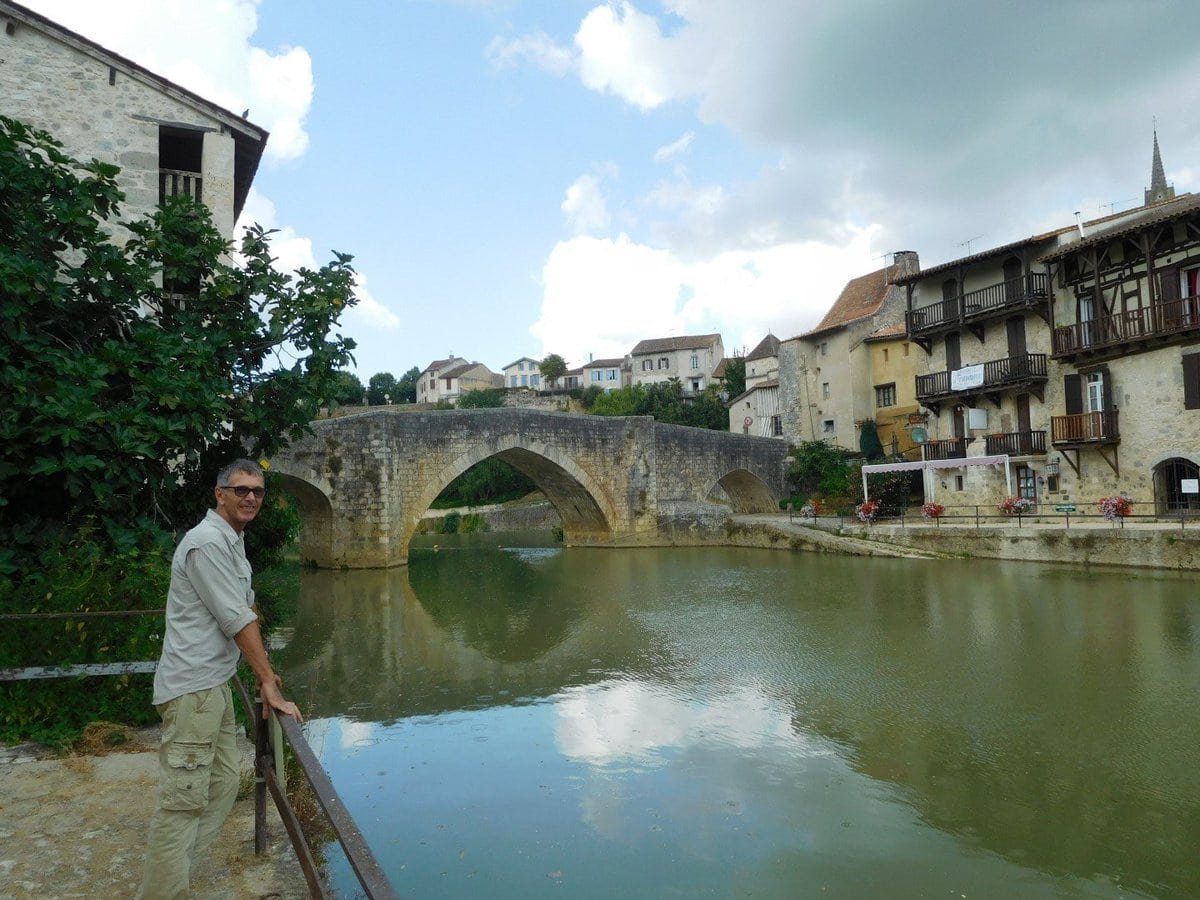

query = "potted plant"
[
  {"left": 1098, "top": 495, "right": 1132, "bottom": 523},
  {"left": 921, "top": 501, "right": 945, "bottom": 519},
  {"left": 997, "top": 496, "right": 1034, "bottom": 517},
  {"left": 856, "top": 499, "right": 880, "bottom": 524}
]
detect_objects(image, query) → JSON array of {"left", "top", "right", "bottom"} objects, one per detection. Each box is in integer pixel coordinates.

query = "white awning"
[{"left": 862, "top": 455, "right": 1012, "bottom": 501}]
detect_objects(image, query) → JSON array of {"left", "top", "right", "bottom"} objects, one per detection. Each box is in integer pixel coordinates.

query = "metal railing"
[
  {"left": 915, "top": 353, "right": 1047, "bottom": 401},
  {"left": 789, "top": 500, "right": 1194, "bottom": 530},
  {"left": 922, "top": 437, "right": 972, "bottom": 460},
  {"left": 907, "top": 273, "right": 1049, "bottom": 334},
  {"left": 1052, "top": 295, "right": 1200, "bottom": 356},
  {"left": 1051, "top": 410, "right": 1119, "bottom": 444},
  {"left": 0, "top": 608, "right": 396, "bottom": 899}
]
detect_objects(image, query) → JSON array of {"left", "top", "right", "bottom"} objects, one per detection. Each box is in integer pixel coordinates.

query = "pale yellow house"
[
  {"left": 630, "top": 334, "right": 725, "bottom": 395},
  {"left": 862, "top": 324, "right": 923, "bottom": 458}
]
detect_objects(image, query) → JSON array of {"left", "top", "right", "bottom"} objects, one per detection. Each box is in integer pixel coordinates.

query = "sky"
[{"left": 20, "top": 0, "right": 1200, "bottom": 380}]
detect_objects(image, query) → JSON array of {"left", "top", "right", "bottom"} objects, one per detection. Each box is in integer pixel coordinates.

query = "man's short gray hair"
[{"left": 216, "top": 458, "right": 264, "bottom": 487}]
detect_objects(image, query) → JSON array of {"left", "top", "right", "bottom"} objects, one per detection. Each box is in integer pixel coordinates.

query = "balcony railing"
[
  {"left": 985, "top": 430, "right": 1047, "bottom": 455},
  {"left": 915, "top": 353, "right": 1047, "bottom": 402},
  {"left": 1052, "top": 296, "right": 1200, "bottom": 357},
  {"left": 1051, "top": 410, "right": 1119, "bottom": 445},
  {"left": 159, "top": 168, "right": 203, "bottom": 205},
  {"left": 922, "top": 437, "right": 971, "bottom": 460},
  {"left": 907, "top": 273, "right": 1049, "bottom": 334}
]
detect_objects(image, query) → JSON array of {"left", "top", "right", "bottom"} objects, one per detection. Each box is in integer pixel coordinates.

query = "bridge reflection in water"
[{"left": 273, "top": 542, "right": 1200, "bottom": 898}]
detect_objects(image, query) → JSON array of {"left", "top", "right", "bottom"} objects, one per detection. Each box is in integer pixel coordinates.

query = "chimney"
[{"left": 892, "top": 250, "right": 919, "bottom": 279}]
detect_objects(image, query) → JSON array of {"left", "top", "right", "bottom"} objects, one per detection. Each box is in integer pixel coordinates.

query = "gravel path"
[{"left": 0, "top": 728, "right": 311, "bottom": 899}]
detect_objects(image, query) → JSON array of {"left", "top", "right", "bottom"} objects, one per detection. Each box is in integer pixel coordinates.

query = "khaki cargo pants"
[{"left": 136, "top": 682, "right": 239, "bottom": 899}]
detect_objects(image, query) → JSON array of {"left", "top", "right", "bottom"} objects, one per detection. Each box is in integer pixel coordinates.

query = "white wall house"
[
  {"left": 582, "top": 357, "right": 628, "bottom": 392},
  {"left": 0, "top": 0, "right": 266, "bottom": 241},
  {"left": 630, "top": 334, "right": 725, "bottom": 394},
  {"left": 502, "top": 357, "right": 542, "bottom": 390}
]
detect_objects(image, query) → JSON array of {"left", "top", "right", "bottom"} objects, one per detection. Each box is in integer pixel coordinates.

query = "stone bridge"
[{"left": 269, "top": 408, "right": 789, "bottom": 568}]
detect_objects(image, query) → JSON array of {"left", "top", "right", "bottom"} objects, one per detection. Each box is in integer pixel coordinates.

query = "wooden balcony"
[
  {"left": 1052, "top": 296, "right": 1200, "bottom": 360},
  {"left": 159, "top": 168, "right": 203, "bottom": 205},
  {"left": 985, "top": 430, "right": 1047, "bottom": 456},
  {"left": 922, "top": 437, "right": 972, "bottom": 460},
  {"left": 907, "top": 273, "right": 1049, "bottom": 338},
  {"left": 915, "top": 353, "right": 1047, "bottom": 410},
  {"left": 1051, "top": 410, "right": 1119, "bottom": 446}
]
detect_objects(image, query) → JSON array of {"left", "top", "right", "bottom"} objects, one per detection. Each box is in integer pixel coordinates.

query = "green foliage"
[
  {"left": 864, "top": 469, "right": 921, "bottom": 515},
  {"left": 859, "top": 419, "right": 885, "bottom": 460},
  {"left": 587, "top": 380, "right": 727, "bottom": 430},
  {"left": 432, "top": 458, "right": 537, "bottom": 508},
  {"left": 539, "top": 353, "right": 568, "bottom": 385},
  {"left": 456, "top": 388, "right": 506, "bottom": 408},
  {"left": 395, "top": 366, "right": 421, "bottom": 404},
  {"left": 579, "top": 385, "right": 604, "bottom": 409},
  {"left": 723, "top": 355, "right": 746, "bottom": 399},
  {"left": 787, "top": 441, "right": 853, "bottom": 497},
  {"left": 440, "top": 511, "right": 461, "bottom": 534},
  {"left": 0, "top": 526, "right": 170, "bottom": 747},
  {"left": 329, "top": 371, "right": 365, "bottom": 406},
  {"left": 0, "top": 116, "right": 358, "bottom": 570},
  {"left": 366, "top": 372, "right": 396, "bottom": 405},
  {"left": 459, "top": 513, "right": 487, "bottom": 534}
]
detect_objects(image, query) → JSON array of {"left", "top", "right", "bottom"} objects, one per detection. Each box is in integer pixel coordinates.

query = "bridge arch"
[
  {"left": 707, "top": 468, "right": 780, "bottom": 514},
  {"left": 403, "top": 435, "right": 620, "bottom": 554},
  {"left": 269, "top": 471, "right": 336, "bottom": 567}
]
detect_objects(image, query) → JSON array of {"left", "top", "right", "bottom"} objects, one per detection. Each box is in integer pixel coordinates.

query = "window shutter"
[
  {"left": 1099, "top": 366, "right": 1114, "bottom": 411},
  {"left": 1064, "top": 373, "right": 1083, "bottom": 415},
  {"left": 1184, "top": 354, "right": 1200, "bottom": 410},
  {"left": 1158, "top": 266, "right": 1181, "bottom": 303}
]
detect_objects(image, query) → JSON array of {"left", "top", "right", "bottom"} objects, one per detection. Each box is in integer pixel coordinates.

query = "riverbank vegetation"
[{"left": 0, "top": 116, "right": 357, "bottom": 745}]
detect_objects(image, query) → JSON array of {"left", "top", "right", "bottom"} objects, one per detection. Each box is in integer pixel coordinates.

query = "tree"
[
  {"left": 456, "top": 388, "right": 506, "bottom": 408},
  {"left": 395, "top": 366, "right": 421, "bottom": 404},
  {"left": 366, "top": 372, "right": 397, "bottom": 405},
  {"left": 539, "top": 353, "right": 567, "bottom": 387},
  {"left": 723, "top": 355, "right": 746, "bottom": 399},
  {"left": 0, "top": 116, "right": 358, "bottom": 568},
  {"left": 330, "top": 371, "right": 365, "bottom": 406},
  {"left": 859, "top": 419, "right": 885, "bottom": 460}
]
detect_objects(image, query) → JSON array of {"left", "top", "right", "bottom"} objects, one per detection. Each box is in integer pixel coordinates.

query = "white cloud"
[
  {"left": 562, "top": 174, "right": 611, "bottom": 234},
  {"left": 485, "top": 31, "right": 574, "bottom": 75},
  {"left": 530, "top": 228, "right": 877, "bottom": 365},
  {"left": 238, "top": 190, "right": 400, "bottom": 331},
  {"left": 654, "top": 131, "right": 695, "bottom": 163},
  {"left": 574, "top": 2, "right": 678, "bottom": 110},
  {"left": 21, "top": 0, "right": 313, "bottom": 163}
]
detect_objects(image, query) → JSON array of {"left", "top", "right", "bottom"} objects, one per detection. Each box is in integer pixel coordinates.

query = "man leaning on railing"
[{"left": 136, "top": 459, "right": 303, "bottom": 900}]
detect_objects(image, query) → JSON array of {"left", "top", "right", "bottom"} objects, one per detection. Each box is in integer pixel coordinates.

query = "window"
[
  {"left": 1085, "top": 372, "right": 1105, "bottom": 412},
  {"left": 875, "top": 383, "right": 897, "bottom": 408},
  {"left": 690, "top": 378, "right": 702, "bottom": 392},
  {"left": 822, "top": 419, "right": 835, "bottom": 434},
  {"left": 882, "top": 348, "right": 889, "bottom": 362},
  {"left": 518, "top": 362, "right": 525, "bottom": 371},
  {"left": 903, "top": 343, "right": 910, "bottom": 357},
  {"left": 607, "top": 369, "right": 617, "bottom": 381},
  {"left": 532, "top": 374, "right": 540, "bottom": 386},
  {"left": 642, "top": 359, "right": 653, "bottom": 371},
  {"left": 819, "top": 342, "right": 828, "bottom": 356},
  {"left": 691, "top": 355, "right": 699, "bottom": 369},
  {"left": 591, "top": 370, "right": 602, "bottom": 383},
  {"left": 520, "top": 374, "right": 528, "bottom": 386},
  {"left": 1016, "top": 465, "right": 1036, "bottom": 501},
  {"left": 658, "top": 357, "right": 669, "bottom": 369},
  {"left": 510, "top": 375, "right": 518, "bottom": 387},
  {"left": 1184, "top": 354, "right": 1200, "bottom": 410},
  {"left": 771, "top": 415, "right": 783, "bottom": 436},
  {"left": 954, "top": 475, "right": 964, "bottom": 491},
  {"left": 822, "top": 382, "right": 831, "bottom": 399},
  {"left": 1047, "top": 473, "right": 1060, "bottom": 493}
]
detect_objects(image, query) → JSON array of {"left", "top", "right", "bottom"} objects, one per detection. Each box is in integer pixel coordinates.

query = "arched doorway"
[{"left": 1154, "top": 457, "right": 1200, "bottom": 515}]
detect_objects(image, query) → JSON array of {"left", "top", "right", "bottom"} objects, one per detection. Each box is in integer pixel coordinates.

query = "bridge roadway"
[{"left": 269, "top": 408, "right": 789, "bottom": 568}]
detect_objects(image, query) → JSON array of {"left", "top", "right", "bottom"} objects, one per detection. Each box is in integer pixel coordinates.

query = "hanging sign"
[{"left": 950, "top": 364, "right": 985, "bottom": 390}]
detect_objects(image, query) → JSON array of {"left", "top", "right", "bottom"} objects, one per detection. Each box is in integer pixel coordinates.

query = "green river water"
[{"left": 272, "top": 534, "right": 1200, "bottom": 898}]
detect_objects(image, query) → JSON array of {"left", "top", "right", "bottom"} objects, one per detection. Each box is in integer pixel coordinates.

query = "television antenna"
[{"left": 959, "top": 235, "right": 984, "bottom": 255}]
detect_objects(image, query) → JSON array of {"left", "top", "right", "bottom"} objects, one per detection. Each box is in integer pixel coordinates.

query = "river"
[{"left": 272, "top": 534, "right": 1200, "bottom": 898}]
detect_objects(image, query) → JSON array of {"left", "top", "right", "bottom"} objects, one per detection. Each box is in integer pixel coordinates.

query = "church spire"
[{"left": 1145, "top": 125, "right": 1175, "bottom": 206}]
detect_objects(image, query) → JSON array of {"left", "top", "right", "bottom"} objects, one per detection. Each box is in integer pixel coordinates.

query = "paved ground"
[{"left": 0, "top": 728, "right": 311, "bottom": 899}]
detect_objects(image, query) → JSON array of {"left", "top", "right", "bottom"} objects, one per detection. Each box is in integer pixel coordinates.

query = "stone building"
[
  {"left": 861, "top": 324, "right": 923, "bottom": 458},
  {"left": 630, "top": 334, "right": 725, "bottom": 395},
  {"left": 727, "top": 334, "right": 783, "bottom": 437},
  {"left": 0, "top": 0, "right": 266, "bottom": 240},
  {"left": 778, "top": 251, "right": 919, "bottom": 451}
]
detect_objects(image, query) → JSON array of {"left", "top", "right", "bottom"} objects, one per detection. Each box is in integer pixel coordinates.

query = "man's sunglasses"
[{"left": 220, "top": 485, "right": 266, "bottom": 499}]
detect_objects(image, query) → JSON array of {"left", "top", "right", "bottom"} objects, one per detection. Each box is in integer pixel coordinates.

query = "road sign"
[{"left": 1054, "top": 504, "right": 1077, "bottom": 513}]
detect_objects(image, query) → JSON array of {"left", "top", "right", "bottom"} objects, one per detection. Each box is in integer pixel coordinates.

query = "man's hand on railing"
[{"left": 259, "top": 675, "right": 304, "bottom": 723}]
